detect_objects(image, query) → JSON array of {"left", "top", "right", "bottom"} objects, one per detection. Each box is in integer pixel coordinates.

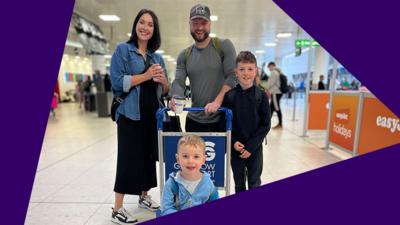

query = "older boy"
[{"left": 222, "top": 51, "right": 271, "bottom": 193}]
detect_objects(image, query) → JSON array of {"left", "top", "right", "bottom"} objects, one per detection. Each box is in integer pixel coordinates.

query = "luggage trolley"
[{"left": 156, "top": 107, "right": 233, "bottom": 199}]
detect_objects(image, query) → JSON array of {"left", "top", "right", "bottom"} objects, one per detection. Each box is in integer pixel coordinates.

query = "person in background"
[
  {"left": 265, "top": 61, "right": 283, "bottom": 129},
  {"left": 327, "top": 77, "right": 331, "bottom": 90},
  {"left": 76, "top": 81, "right": 84, "bottom": 109},
  {"left": 298, "top": 79, "right": 305, "bottom": 98},
  {"left": 110, "top": 9, "right": 169, "bottom": 225},
  {"left": 94, "top": 70, "right": 105, "bottom": 93},
  {"left": 318, "top": 74, "right": 326, "bottom": 90},
  {"left": 350, "top": 79, "right": 359, "bottom": 90},
  {"left": 260, "top": 62, "right": 268, "bottom": 81},
  {"left": 341, "top": 78, "right": 350, "bottom": 90},
  {"left": 50, "top": 92, "right": 58, "bottom": 117},
  {"left": 104, "top": 73, "right": 112, "bottom": 92},
  {"left": 288, "top": 81, "right": 295, "bottom": 99},
  {"left": 83, "top": 77, "right": 92, "bottom": 95}
]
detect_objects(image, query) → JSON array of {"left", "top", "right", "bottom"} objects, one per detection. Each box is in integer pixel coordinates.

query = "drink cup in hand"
[{"left": 173, "top": 96, "right": 186, "bottom": 114}]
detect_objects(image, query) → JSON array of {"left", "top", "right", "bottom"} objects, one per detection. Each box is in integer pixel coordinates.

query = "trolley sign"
[
  {"left": 163, "top": 135, "right": 226, "bottom": 187},
  {"left": 156, "top": 107, "right": 233, "bottom": 197}
]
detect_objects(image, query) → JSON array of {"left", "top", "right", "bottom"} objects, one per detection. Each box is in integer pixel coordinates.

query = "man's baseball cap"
[{"left": 190, "top": 4, "right": 211, "bottom": 21}]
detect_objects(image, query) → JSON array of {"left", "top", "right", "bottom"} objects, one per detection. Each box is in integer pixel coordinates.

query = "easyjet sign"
[
  {"left": 329, "top": 95, "right": 359, "bottom": 152},
  {"left": 376, "top": 116, "right": 400, "bottom": 133},
  {"left": 333, "top": 108, "right": 352, "bottom": 139},
  {"left": 335, "top": 108, "right": 350, "bottom": 124},
  {"left": 357, "top": 97, "right": 400, "bottom": 155}
]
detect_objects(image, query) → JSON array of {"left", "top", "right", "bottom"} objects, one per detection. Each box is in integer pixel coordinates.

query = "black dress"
[{"left": 114, "top": 78, "right": 159, "bottom": 195}]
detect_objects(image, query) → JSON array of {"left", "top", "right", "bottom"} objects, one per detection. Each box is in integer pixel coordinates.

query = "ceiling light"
[
  {"left": 167, "top": 58, "right": 174, "bottom": 62},
  {"left": 264, "top": 43, "right": 277, "bottom": 47},
  {"left": 210, "top": 15, "right": 218, "bottom": 21},
  {"left": 127, "top": 33, "right": 131, "bottom": 37},
  {"left": 209, "top": 33, "right": 216, "bottom": 37},
  {"left": 255, "top": 50, "right": 265, "bottom": 54},
  {"left": 156, "top": 50, "right": 165, "bottom": 54},
  {"left": 162, "top": 55, "right": 171, "bottom": 59},
  {"left": 99, "top": 15, "right": 120, "bottom": 21},
  {"left": 104, "top": 55, "right": 112, "bottom": 59},
  {"left": 276, "top": 32, "right": 292, "bottom": 38}
]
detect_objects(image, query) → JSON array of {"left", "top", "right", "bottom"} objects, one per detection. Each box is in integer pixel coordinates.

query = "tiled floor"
[{"left": 25, "top": 98, "right": 349, "bottom": 225}]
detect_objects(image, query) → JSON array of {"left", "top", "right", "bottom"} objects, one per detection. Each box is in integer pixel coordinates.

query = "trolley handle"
[{"left": 156, "top": 107, "right": 232, "bottom": 131}]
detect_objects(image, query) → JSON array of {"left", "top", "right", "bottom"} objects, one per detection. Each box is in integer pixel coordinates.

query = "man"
[
  {"left": 318, "top": 74, "right": 326, "bottom": 90},
  {"left": 170, "top": 4, "right": 237, "bottom": 132},
  {"left": 265, "top": 62, "right": 283, "bottom": 129}
]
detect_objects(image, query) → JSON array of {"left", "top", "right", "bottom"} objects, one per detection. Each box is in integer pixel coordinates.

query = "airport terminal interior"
[{"left": 25, "top": 0, "right": 392, "bottom": 225}]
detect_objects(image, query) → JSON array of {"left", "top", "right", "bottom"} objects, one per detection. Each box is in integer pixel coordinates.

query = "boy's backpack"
[
  {"left": 255, "top": 86, "right": 263, "bottom": 108},
  {"left": 183, "top": 37, "right": 224, "bottom": 70},
  {"left": 278, "top": 71, "right": 289, "bottom": 94},
  {"left": 255, "top": 86, "right": 269, "bottom": 119}
]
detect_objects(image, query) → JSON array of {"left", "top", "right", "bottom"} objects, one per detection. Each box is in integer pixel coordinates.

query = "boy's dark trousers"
[{"left": 231, "top": 146, "right": 263, "bottom": 193}]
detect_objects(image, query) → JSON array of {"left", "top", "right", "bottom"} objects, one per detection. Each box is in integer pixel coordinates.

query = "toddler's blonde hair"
[{"left": 177, "top": 134, "right": 206, "bottom": 154}]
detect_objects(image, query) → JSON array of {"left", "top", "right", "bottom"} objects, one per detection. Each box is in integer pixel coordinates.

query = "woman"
[{"left": 110, "top": 9, "right": 168, "bottom": 224}]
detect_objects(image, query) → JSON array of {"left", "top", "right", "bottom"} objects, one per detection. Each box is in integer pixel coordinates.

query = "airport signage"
[
  {"left": 295, "top": 39, "right": 320, "bottom": 47},
  {"left": 329, "top": 94, "right": 359, "bottom": 152},
  {"left": 357, "top": 97, "right": 400, "bottom": 155}
]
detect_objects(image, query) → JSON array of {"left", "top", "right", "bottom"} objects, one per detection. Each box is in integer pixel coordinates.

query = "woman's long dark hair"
[{"left": 127, "top": 9, "right": 161, "bottom": 53}]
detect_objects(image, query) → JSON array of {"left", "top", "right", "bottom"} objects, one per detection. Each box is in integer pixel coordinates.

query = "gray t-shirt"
[
  {"left": 171, "top": 38, "right": 237, "bottom": 123},
  {"left": 176, "top": 171, "right": 202, "bottom": 195}
]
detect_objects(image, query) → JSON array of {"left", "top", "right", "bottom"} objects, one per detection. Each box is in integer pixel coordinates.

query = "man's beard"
[{"left": 190, "top": 30, "right": 210, "bottom": 42}]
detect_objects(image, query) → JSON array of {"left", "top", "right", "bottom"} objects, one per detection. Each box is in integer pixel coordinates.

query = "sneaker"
[
  {"left": 272, "top": 124, "right": 283, "bottom": 129},
  {"left": 111, "top": 207, "right": 138, "bottom": 224},
  {"left": 138, "top": 195, "right": 160, "bottom": 212}
]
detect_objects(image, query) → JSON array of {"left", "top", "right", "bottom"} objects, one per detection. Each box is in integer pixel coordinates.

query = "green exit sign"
[{"left": 295, "top": 39, "right": 320, "bottom": 47}]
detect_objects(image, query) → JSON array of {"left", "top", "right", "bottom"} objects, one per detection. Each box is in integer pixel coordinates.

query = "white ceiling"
[{"left": 67, "top": 0, "right": 311, "bottom": 72}]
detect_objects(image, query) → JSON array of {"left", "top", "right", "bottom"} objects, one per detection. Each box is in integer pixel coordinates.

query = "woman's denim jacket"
[{"left": 110, "top": 42, "right": 167, "bottom": 121}]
